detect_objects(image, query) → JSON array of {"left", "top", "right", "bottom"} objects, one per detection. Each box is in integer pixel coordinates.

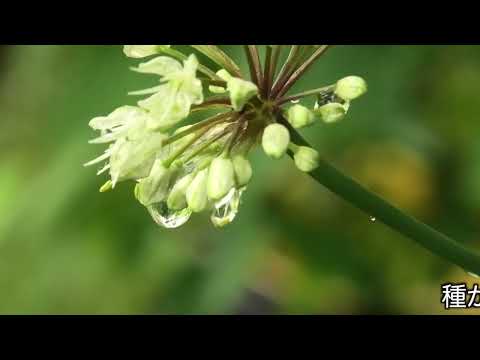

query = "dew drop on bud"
[
  {"left": 147, "top": 201, "right": 192, "bottom": 229},
  {"left": 210, "top": 187, "right": 246, "bottom": 228}
]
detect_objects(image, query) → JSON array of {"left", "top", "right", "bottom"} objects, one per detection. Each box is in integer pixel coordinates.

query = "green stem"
[
  {"left": 283, "top": 120, "right": 480, "bottom": 275},
  {"left": 276, "top": 85, "right": 335, "bottom": 105}
]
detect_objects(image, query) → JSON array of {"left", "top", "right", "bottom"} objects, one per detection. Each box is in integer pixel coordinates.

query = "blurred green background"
[{"left": 1, "top": 45, "right": 479, "bottom": 314}]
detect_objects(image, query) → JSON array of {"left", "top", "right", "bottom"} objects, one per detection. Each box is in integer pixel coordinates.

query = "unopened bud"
[
  {"left": 262, "top": 123, "right": 290, "bottom": 159},
  {"left": 335, "top": 76, "right": 367, "bottom": 101},
  {"left": 227, "top": 78, "right": 258, "bottom": 111},
  {"left": 99, "top": 180, "right": 113, "bottom": 193},
  {"left": 186, "top": 169, "right": 209, "bottom": 213},
  {"left": 287, "top": 104, "right": 316, "bottom": 129},
  {"left": 135, "top": 160, "right": 172, "bottom": 206},
  {"left": 207, "top": 156, "right": 235, "bottom": 201},
  {"left": 233, "top": 155, "right": 252, "bottom": 187},
  {"left": 315, "top": 103, "right": 347, "bottom": 123},
  {"left": 217, "top": 69, "right": 232, "bottom": 82},
  {"left": 167, "top": 173, "right": 194, "bottom": 211},
  {"left": 293, "top": 146, "right": 320, "bottom": 172}
]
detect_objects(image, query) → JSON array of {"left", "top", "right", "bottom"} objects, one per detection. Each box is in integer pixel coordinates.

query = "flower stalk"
[{"left": 281, "top": 117, "right": 480, "bottom": 275}]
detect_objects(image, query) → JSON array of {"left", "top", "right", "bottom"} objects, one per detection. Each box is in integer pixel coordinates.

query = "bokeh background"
[{"left": 1, "top": 45, "right": 479, "bottom": 314}]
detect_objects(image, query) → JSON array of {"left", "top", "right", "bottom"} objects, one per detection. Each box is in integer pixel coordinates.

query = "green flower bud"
[
  {"left": 167, "top": 173, "right": 194, "bottom": 211},
  {"left": 227, "top": 78, "right": 258, "bottom": 111},
  {"left": 315, "top": 103, "right": 347, "bottom": 123},
  {"left": 207, "top": 157, "right": 235, "bottom": 201},
  {"left": 335, "top": 76, "right": 367, "bottom": 101},
  {"left": 99, "top": 180, "right": 113, "bottom": 193},
  {"left": 135, "top": 160, "right": 172, "bottom": 206},
  {"left": 217, "top": 69, "right": 232, "bottom": 82},
  {"left": 262, "top": 123, "right": 290, "bottom": 159},
  {"left": 293, "top": 146, "right": 320, "bottom": 172},
  {"left": 233, "top": 155, "right": 252, "bottom": 187},
  {"left": 186, "top": 169, "right": 209, "bottom": 213},
  {"left": 287, "top": 104, "right": 316, "bottom": 129}
]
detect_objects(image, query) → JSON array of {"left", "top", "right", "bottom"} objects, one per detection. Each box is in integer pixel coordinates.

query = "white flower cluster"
[
  {"left": 85, "top": 46, "right": 259, "bottom": 229},
  {"left": 85, "top": 45, "right": 367, "bottom": 230}
]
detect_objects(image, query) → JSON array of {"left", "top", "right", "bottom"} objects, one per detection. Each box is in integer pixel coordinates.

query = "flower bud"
[
  {"left": 335, "top": 76, "right": 367, "bottom": 101},
  {"left": 186, "top": 169, "right": 209, "bottom": 213},
  {"left": 207, "top": 156, "right": 235, "bottom": 201},
  {"left": 262, "top": 123, "right": 290, "bottom": 159},
  {"left": 99, "top": 180, "right": 113, "bottom": 193},
  {"left": 167, "top": 173, "right": 194, "bottom": 211},
  {"left": 315, "top": 103, "right": 347, "bottom": 124},
  {"left": 227, "top": 78, "right": 258, "bottom": 111},
  {"left": 135, "top": 160, "right": 172, "bottom": 206},
  {"left": 293, "top": 146, "right": 320, "bottom": 172},
  {"left": 287, "top": 104, "right": 315, "bottom": 129},
  {"left": 123, "top": 45, "right": 169, "bottom": 58},
  {"left": 217, "top": 69, "right": 232, "bottom": 82},
  {"left": 233, "top": 155, "right": 252, "bottom": 187}
]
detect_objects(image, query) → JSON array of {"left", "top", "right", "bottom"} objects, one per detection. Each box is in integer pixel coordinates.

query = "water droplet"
[
  {"left": 147, "top": 201, "right": 192, "bottom": 229},
  {"left": 467, "top": 272, "right": 480, "bottom": 279},
  {"left": 210, "top": 187, "right": 245, "bottom": 228},
  {"left": 370, "top": 217, "right": 376, "bottom": 222},
  {"left": 290, "top": 99, "right": 300, "bottom": 104}
]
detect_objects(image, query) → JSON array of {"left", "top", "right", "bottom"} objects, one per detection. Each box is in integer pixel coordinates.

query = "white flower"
[
  {"left": 85, "top": 106, "right": 166, "bottom": 186},
  {"left": 123, "top": 45, "right": 170, "bottom": 58},
  {"left": 88, "top": 106, "right": 149, "bottom": 144},
  {"left": 108, "top": 133, "right": 165, "bottom": 185},
  {"left": 133, "top": 54, "right": 204, "bottom": 130}
]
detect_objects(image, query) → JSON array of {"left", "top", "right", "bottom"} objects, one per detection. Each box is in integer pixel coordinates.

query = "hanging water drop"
[
  {"left": 370, "top": 216, "right": 376, "bottom": 222},
  {"left": 290, "top": 99, "right": 300, "bottom": 104},
  {"left": 147, "top": 201, "right": 192, "bottom": 229},
  {"left": 210, "top": 187, "right": 246, "bottom": 228}
]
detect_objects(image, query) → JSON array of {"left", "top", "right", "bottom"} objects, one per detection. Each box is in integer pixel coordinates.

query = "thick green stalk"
[{"left": 285, "top": 123, "right": 480, "bottom": 275}]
